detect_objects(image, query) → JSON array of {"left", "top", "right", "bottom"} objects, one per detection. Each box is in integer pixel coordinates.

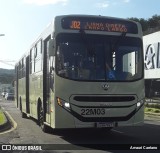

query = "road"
[{"left": 0, "top": 98, "right": 160, "bottom": 153}]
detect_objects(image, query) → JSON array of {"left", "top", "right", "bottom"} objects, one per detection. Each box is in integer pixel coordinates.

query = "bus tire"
[
  {"left": 38, "top": 103, "right": 48, "bottom": 133},
  {"left": 20, "top": 101, "right": 27, "bottom": 118}
]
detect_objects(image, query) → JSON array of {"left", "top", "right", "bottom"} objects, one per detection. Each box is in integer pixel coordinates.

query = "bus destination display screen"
[{"left": 61, "top": 17, "right": 138, "bottom": 34}]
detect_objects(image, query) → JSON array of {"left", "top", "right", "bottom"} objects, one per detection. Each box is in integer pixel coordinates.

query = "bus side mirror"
[{"left": 49, "top": 39, "right": 55, "bottom": 56}]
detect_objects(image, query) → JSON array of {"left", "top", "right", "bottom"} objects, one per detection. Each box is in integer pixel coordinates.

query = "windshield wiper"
[
  {"left": 113, "top": 32, "right": 126, "bottom": 51},
  {"left": 79, "top": 29, "right": 95, "bottom": 57},
  {"left": 79, "top": 29, "right": 88, "bottom": 46}
]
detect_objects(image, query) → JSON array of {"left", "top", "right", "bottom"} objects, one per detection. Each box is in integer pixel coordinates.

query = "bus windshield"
[{"left": 56, "top": 33, "right": 143, "bottom": 81}]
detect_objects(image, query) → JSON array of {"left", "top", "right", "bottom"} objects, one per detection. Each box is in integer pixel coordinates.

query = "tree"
[
  {"left": 128, "top": 14, "right": 160, "bottom": 35},
  {"left": 139, "top": 18, "right": 149, "bottom": 32},
  {"left": 148, "top": 14, "right": 160, "bottom": 28}
]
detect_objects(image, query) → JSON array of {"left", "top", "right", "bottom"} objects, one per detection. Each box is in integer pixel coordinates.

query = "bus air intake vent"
[{"left": 73, "top": 96, "right": 135, "bottom": 102}]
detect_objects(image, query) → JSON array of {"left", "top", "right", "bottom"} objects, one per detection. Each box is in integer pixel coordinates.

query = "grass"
[
  {"left": 0, "top": 109, "right": 6, "bottom": 125},
  {"left": 145, "top": 107, "right": 160, "bottom": 113},
  {"left": 144, "top": 102, "right": 160, "bottom": 114},
  {"left": 145, "top": 103, "right": 160, "bottom": 109}
]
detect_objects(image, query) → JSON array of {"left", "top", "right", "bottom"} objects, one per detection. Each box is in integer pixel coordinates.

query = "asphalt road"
[{"left": 0, "top": 98, "right": 160, "bottom": 153}]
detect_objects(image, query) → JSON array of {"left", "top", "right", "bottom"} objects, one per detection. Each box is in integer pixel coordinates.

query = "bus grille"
[{"left": 73, "top": 96, "right": 135, "bottom": 102}]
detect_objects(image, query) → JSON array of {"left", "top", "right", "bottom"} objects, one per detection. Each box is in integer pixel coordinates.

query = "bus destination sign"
[{"left": 61, "top": 17, "right": 138, "bottom": 34}]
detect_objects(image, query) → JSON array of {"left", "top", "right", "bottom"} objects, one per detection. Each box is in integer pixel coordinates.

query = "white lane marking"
[{"left": 112, "top": 129, "right": 124, "bottom": 134}]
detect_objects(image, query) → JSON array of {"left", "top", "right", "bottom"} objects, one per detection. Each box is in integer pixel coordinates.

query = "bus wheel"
[
  {"left": 20, "top": 102, "right": 27, "bottom": 118},
  {"left": 38, "top": 104, "right": 48, "bottom": 133}
]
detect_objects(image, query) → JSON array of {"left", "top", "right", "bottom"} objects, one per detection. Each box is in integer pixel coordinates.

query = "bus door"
[
  {"left": 43, "top": 37, "right": 52, "bottom": 124},
  {"left": 15, "top": 65, "right": 19, "bottom": 108},
  {"left": 46, "top": 56, "right": 54, "bottom": 124},
  {"left": 26, "top": 56, "right": 30, "bottom": 114}
]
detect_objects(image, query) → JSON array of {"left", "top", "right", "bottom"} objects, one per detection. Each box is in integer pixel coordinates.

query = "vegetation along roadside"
[
  {"left": 0, "top": 108, "right": 5, "bottom": 125},
  {"left": 145, "top": 103, "right": 160, "bottom": 114}
]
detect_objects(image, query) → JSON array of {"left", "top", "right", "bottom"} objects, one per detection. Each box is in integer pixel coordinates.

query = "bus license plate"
[
  {"left": 81, "top": 108, "right": 105, "bottom": 116},
  {"left": 97, "top": 122, "right": 115, "bottom": 128}
]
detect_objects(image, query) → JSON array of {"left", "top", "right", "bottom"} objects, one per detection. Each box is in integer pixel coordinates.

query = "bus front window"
[{"left": 56, "top": 33, "right": 143, "bottom": 81}]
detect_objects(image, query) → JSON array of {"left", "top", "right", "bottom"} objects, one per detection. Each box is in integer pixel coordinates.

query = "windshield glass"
[{"left": 56, "top": 33, "right": 143, "bottom": 81}]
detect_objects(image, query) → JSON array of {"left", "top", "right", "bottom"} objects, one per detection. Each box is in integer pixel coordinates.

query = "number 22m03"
[{"left": 81, "top": 108, "right": 105, "bottom": 116}]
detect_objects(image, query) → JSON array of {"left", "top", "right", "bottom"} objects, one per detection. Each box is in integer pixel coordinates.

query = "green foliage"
[
  {"left": 145, "top": 103, "right": 160, "bottom": 114},
  {"left": 145, "top": 108, "right": 152, "bottom": 112},
  {"left": 148, "top": 14, "right": 160, "bottom": 28},
  {"left": 0, "top": 68, "right": 14, "bottom": 84},
  {"left": 145, "top": 103, "right": 160, "bottom": 109},
  {"left": 0, "top": 110, "right": 5, "bottom": 125},
  {"left": 155, "top": 109, "right": 160, "bottom": 113},
  {"left": 128, "top": 14, "right": 160, "bottom": 35},
  {"left": 145, "top": 107, "right": 160, "bottom": 113}
]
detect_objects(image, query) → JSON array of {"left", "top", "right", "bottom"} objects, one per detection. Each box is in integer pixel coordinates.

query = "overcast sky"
[{"left": 0, "top": 0, "right": 160, "bottom": 69}]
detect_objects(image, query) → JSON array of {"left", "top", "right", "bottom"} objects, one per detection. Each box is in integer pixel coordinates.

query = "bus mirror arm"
[{"left": 49, "top": 39, "right": 55, "bottom": 57}]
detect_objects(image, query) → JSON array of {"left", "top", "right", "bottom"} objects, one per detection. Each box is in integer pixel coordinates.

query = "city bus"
[{"left": 15, "top": 15, "right": 145, "bottom": 132}]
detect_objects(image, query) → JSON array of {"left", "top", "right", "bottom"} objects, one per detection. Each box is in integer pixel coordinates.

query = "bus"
[{"left": 15, "top": 15, "right": 145, "bottom": 132}]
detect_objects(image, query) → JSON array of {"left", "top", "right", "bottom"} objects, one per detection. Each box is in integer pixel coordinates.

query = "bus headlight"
[
  {"left": 57, "top": 97, "right": 71, "bottom": 109},
  {"left": 137, "top": 99, "right": 144, "bottom": 108},
  {"left": 64, "top": 102, "right": 70, "bottom": 108}
]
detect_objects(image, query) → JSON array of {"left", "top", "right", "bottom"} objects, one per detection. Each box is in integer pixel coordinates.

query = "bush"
[
  {"left": 146, "top": 108, "right": 152, "bottom": 112},
  {"left": 154, "top": 110, "right": 160, "bottom": 113},
  {"left": 145, "top": 103, "right": 160, "bottom": 109},
  {"left": 145, "top": 106, "right": 160, "bottom": 113}
]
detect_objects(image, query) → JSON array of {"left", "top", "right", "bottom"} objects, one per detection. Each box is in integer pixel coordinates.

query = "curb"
[
  {"left": 5, "top": 111, "right": 17, "bottom": 129},
  {"left": 0, "top": 111, "right": 11, "bottom": 133},
  {"left": 0, "top": 111, "right": 17, "bottom": 134},
  {"left": 145, "top": 113, "right": 160, "bottom": 121},
  {"left": 145, "top": 112, "right": 160, "bottom": 117},
  {"left": 145, "top": 113, "right": 160, "bottom": 116}
]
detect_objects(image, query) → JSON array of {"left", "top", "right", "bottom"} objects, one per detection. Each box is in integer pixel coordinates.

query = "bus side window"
[
  {"left": 30, "top": 47, "right": 35, "bottom": 74},
  {"left": 35, "top": 40, "right": 42, "bottom": 72},
  {"left": 47, "top": 40, "right": 55, "bottom": 91},
  {"left": 19, "top": 61, "right": 22, "bottom": 79},
  {"left": 30, "top": 50, "right": 32, "bottom": 74},
  {"left": 50, "top": 56, "right": 55, "bottom": 71},
  {"left": 22, "top": 57, "right": 26, "bottom": 78},
  {"left": 50, "top": 56, "right": 54, "bottom": 91}
]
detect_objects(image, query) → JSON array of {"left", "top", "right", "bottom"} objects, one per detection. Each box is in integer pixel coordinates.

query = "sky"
[{"left": 0, "top": 0, "right": 160, "bottom": 69}]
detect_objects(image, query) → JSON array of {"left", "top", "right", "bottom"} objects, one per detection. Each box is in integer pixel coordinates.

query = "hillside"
[{"left": 0, "top": 68, "right": 15, "bottom": 84}]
